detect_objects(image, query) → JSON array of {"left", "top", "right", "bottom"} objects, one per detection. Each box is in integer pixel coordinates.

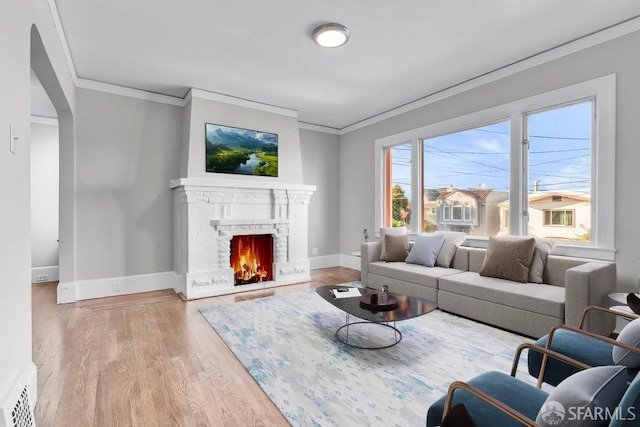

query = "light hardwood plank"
[{"left": 32, "top": 267, "right": 359, "bottom": 426}]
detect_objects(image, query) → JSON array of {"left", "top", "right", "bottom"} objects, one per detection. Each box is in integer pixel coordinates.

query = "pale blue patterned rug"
[{"left": 200, "top": 286, "right": 534, "bottom": 426}]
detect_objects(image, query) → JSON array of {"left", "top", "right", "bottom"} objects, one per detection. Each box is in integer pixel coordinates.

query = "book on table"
[{"left": 332, "top": 287, "right": 361, "bottom": 299}]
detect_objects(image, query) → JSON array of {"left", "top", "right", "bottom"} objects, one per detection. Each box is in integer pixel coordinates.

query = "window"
[
  {"left": 430, "top": 207, "right": 436, "bottom": 214},
  {"left": 544, "top": 210, "right": 574, "bottom": 227},
  {"left": 464, "top": 204, "right": 471, "bottom": 221},
  {"left": 375, "top": 75, "right": 615, "bottom": 260},
  {"left": 383, "top": 143, "right": 411, "bottom": 227}
]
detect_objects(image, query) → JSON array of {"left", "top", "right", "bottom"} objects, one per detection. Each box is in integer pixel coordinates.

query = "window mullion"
[
  {"left": 411, "top": 137, "right": 422, "bottom": 234},
  {"left": 509, "top": 112, "right": 524, "bottom": 236}
]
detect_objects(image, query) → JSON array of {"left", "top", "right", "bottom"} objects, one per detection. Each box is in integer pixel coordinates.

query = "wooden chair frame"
[
  {"left": 537, "top": 305, "right": 640, "bottom": 388},
  {"left": 442, "top": 343, "right": 590, "bottom": 425}
]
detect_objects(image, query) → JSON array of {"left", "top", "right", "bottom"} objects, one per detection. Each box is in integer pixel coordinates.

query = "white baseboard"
[
  {"left": 31, "top": 265, "right": 59, "bottom": 283},
  {"left": 57, "top": 271, "right": 180, "bottom": 304},
  {"left": 309, "top": 254, "right": 340, "bottom": 269},
  {"left": 339, "top": 254, "right": 361, "bottom": 271},
  {"left": 0, "top": 362, "right": 37, "bottom": 427}
]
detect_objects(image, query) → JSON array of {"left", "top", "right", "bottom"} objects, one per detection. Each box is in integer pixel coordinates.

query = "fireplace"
[
  {"left": 231, "top": 235, "right": 273, "bottom": 285},
  {"left": 171, "top": 178, "right": 316, "bottom": 299}
]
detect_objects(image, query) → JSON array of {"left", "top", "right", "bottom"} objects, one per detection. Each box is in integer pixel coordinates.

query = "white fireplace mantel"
[{"left": 171, "top": 178, "right": 316, "bottom": 299}]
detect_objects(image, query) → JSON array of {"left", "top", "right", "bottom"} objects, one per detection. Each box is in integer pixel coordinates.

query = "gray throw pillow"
[
  {"left": 479, "top": 236, "right": 536, "bottom": 283},
  {"left": 612, "top": 317, "right": 640, "bottom": 368},
  {"left": 528, "top": 238, "right": 555, "bottom": 283},
  {"left": 379, "top": 226, "right": 407, "bottom": 260},
  {"left": 434, "top": 231, "right": 466, "bottom": 268},
  {"left": 406, "top": 234, "right": 445, "bottom": 267},
  {"left": 536, "top": 366, "right": 627, "bottom": 426},
  {"left": 384, "top": 234, "right": 410, "bottom": 262}
]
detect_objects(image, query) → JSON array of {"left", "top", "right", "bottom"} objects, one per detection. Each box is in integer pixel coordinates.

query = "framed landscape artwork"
[{"left": 205, "top": 123, "right": 278, "bottom": 177}]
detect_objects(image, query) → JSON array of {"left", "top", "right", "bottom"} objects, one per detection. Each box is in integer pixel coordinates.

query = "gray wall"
[
  {"left": 30, "top": 121, "right": 59, "bottom": 267},
  {"left": 340, "top": 29, "right": 640, "bottom": 290},
  {"left": 75, "top": 88, "right": 182, "bottom": 280},
  {"left": 300, "top": 129, "right": 341, "bottom": 256}
]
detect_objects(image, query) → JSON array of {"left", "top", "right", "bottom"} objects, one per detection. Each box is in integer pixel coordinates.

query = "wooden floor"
[{"left": 32, "top": 267, "right": 360, "bottom": 427}]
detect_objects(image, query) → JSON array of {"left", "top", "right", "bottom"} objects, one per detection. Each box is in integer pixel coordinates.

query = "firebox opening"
[{"left": 230, "top": 234, "right": 273, "bottom": 285}]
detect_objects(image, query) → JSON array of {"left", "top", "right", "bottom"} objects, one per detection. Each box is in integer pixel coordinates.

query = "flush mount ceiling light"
[{"left": 312, "top": 23, "right": 350, "bottom": 48}]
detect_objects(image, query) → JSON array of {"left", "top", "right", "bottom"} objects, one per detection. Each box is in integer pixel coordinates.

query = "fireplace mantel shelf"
[
  {"left": 170, "top": 177, "right": 316, "bottom": 192},
  {"left": 210, "top": 218, "right": 290, "bottom": 226}
]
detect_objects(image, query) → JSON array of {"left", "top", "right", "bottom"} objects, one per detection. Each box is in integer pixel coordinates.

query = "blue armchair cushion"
[
  {"left": 610, "top": 372, "right": 640, "bottom": 427},
  {"left": 426, "top": 371, "right": 548, "bottom": 427},
  {"left": 405, "top": 233, "right": 445, "bottom": 267},
  {"left": 528, "top": 329, "right": 614, "bottom": 386},
  {"left": 536, "top": 365, "right": 627, "bottom": 426},
  {"left": 613, "top": 317, "right": 640, "bottom": 368}
]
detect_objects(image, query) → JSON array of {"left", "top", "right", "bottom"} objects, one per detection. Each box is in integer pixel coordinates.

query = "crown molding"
[
  {"left": 339, "top": 15, "right": 640, "bottom": 135},
  {"left": 76, "top": 78, "right": 186, "bottom": 106},
  {"left": 298, "top": 122, "right": 341, "bottom": 135},
  {"left": 47, "top": 0, "right": 78, "bottom": 85},
  {"left": 188, "top": 88, "right": 298, "bottom": 118},
  {"left": 30, "top": 115, "right": 59, "bottom": 125}
]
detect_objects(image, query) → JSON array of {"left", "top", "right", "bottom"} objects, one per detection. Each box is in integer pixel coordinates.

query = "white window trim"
[{"left": 374, "top": 74, "right": 616, "bottom": 260}]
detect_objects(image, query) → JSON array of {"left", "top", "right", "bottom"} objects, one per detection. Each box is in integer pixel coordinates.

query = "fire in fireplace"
[{"left": 230, "top": 234, "right": 273, "bottom": 285}]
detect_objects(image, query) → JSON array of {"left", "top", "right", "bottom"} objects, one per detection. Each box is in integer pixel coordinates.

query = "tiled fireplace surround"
[{"left": 171, "top": 178, "right": 316, "bottom": 299}]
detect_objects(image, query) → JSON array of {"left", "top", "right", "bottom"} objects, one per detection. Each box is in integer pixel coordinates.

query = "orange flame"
[{"left": 231, "top": 235, "right": 272, "bottom": 284}]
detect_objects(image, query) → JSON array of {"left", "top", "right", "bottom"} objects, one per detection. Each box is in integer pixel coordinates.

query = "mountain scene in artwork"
[{"left": 205, "top": 123, "right": 278, "bottom": 177}]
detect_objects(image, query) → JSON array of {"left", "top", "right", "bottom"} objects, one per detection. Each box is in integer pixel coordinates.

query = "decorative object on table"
[
  {"left": 627, "top": 292, "right": 640, "bottom": 314},
  {"left": 359, "top": 294, "right": 398, "bottom": 311},
  {"left": 331, "top": 287, "right": 361, "bottom": 299},
  {"left": 199, "top": 288, "right": 533, "bottom": 426},
  {"left": 205, "top": 123, "right": 278, "bottom": 177},
  {"left": 379, "top": 284, "right": 389, "bottom": 304}
]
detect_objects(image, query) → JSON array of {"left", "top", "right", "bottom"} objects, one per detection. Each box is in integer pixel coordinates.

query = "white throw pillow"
[
  {"left": 405, "top": 234, "right": 445, "bottom": 267},
  {"left": 380, "top": 226, "right": 407, "bottom": 260}
]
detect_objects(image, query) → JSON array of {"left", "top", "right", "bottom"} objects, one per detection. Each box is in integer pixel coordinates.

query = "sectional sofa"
[{"left": 361, "top": 241, "right": 616, "bottom": 338}]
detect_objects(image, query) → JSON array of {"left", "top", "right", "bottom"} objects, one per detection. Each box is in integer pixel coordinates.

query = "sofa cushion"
[
  {"left": 479, "top": 236, "right": 536, "bottom": 283},
  {"left": 369, "top": 262, "right": 463, "bottom": 290},
  {"left": 434, "top": 231, "right": 467, "bottom": 268},
  {"left": 406, "top": 233, "right": 445, "bottom": 267},
  {"left": 384, "top": 233, "right": 410, "bottom": 262},
  {"left": 529, "top": 238, "right": 555, "bottom": 284},
  {"left": 439, "top": 271, "right": 565, "bottom": 318},
  {"left": 379, "top": 226, "right": 406, "bottom": 260}
]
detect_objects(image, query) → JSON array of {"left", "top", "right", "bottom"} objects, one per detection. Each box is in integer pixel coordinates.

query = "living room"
[{"left": 4, "top": 1, "right": 640, "bottom": 426}]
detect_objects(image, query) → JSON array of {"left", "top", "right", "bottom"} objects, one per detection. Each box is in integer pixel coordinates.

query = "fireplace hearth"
[{"left": 171, "top": 178, "right": 316, "bottom": 299}]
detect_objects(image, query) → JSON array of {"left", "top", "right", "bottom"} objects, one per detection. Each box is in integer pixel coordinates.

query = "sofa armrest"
[
  {"left": 360, "top": 242, "right": 382, "bottom": 286},
  {"left": 565, "top": 262, "right": 616, "bottom": 336}
]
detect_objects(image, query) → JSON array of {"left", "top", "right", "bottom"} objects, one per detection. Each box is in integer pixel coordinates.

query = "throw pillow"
[
  {"left": 612, "top": 317, "right": 640, "bottom": 368},
  {"left": 479, "top": 236, "right": 536, "bottom": 283},
  {"left": 405, "top": 233, "right": 445, "bottom": 267},
  {"left": 528, "top": 238, "right": 555, "bottom": 283},
  {"left": 384, "top": 234, "right": 410, "bottom": 262},
  {"left": 379, "top": 226, "right": 407, "bottom": 260},
  {"left": 434, "top": 231, "right": 467, "bottom": 268},
  {"left": 536, "top": 365, "right": 627, "bottom": 426}
]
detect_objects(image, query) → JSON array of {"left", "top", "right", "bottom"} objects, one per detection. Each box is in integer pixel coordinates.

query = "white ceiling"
[{"left": 48, "top": 0, "right": 640, "bottom": 130}]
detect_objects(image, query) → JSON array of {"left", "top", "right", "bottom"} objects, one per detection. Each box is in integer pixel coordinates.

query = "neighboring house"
[
  {"left": 499, "top": 191, "right": 591, "bottom": 241},
  {"left": 424, "top": 187, "right": 509, "bottom": 237}
]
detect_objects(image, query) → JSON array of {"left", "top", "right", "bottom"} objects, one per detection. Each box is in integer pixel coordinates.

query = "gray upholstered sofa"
[{"left": 361, "top": 241, "right": 616, "bottom": 338}]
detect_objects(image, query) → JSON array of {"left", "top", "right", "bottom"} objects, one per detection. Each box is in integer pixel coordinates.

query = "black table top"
[{"left": 315, "top": 284, "right": 437, "bottom": 323}]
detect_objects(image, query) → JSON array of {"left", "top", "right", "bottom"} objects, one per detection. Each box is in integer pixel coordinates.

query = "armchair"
[
  {"left": 528, "top": 306, "right": 640, "bottom": 387},
  {"left": 428, "top": 342, "right": 640, "bottom": 427}
]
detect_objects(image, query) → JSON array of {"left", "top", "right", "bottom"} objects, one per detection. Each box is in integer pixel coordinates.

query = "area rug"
[{"left": 199, "top": 285, "right": 534, "bottom": 426}]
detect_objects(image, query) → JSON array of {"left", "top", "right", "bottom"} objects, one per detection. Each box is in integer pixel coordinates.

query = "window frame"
[
  {"left": 543, "top": 209, "right": 575, "bottom": 227},
  {"left": 374, "top": 74, "right": 616, "bottom": 260}
]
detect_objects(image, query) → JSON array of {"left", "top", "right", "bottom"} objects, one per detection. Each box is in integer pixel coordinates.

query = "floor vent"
[{"left": 9, "top": 387, "right": 33, "bottom": 427}]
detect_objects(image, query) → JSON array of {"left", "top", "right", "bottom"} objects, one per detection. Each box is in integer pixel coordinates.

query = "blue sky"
[{"left": 392, "top": 101, "right": 592, "bottom": 196}]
